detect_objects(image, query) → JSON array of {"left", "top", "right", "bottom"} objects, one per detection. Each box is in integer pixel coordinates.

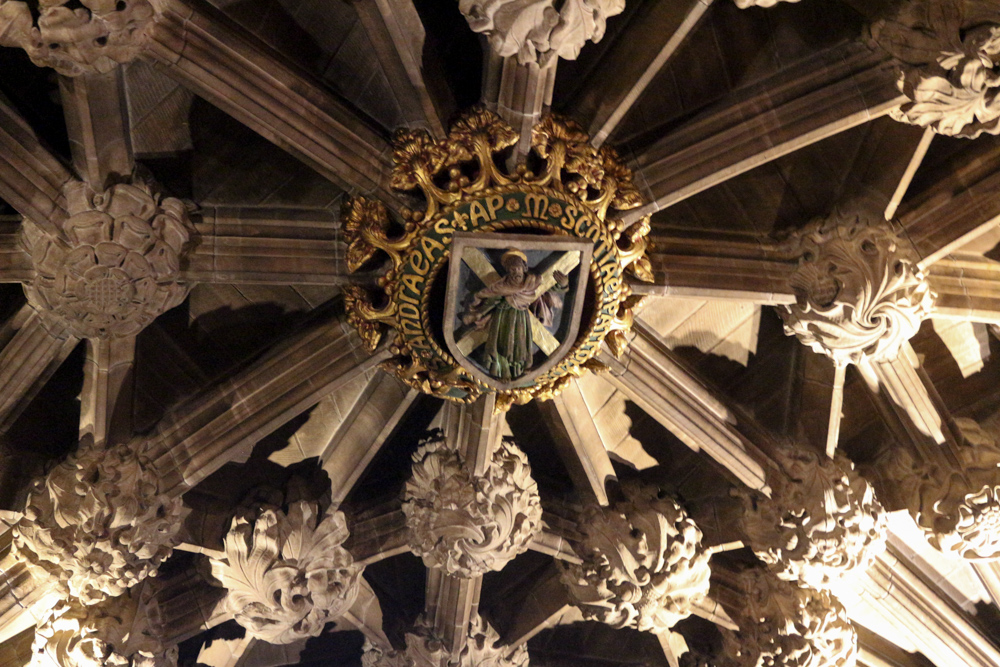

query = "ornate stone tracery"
[
  {"left": 458, "top": 0, "right": 625, "bottom": 66},
  {"left": 403, "top": 435, "right": 542, "bottom": 578},
  {"left": 208, "top": 501, "right": 363, "bottom": 644},
  {"left": 872, "top": 0, "right": 1000, "bottom": 138},
  {"left": 12, "top": 440, "right": 185, "bottom": 606},
  {"left": 23, "top": 180, "right": 194, "bottom": 340},
  {"left": 738, "top": 446, "right": 888, "bottom": 590},
  {"left": 362, "top": 615, "right": 528, "bottom": 667},
  {"left": 0, "top": 0, "right": 157, "bottom": 76},
  {"left": 560, "top": 483, "right": 711, "bottom": 634},
  {"left": 779, "top": 214, "right": 935, "bottom": 367}
]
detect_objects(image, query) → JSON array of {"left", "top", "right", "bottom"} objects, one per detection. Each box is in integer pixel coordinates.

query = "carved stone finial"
[
  {"left": 868, "top": 418, "right": 1000, "bottom": 560},
  {"left": 209, "top": 501, "right": 363, "bottom": 644},
  {"left": 738, "top": 446, "right": 888, "bottom": 590},
  {"left": 779, "top": 215, "right": 935, "bottom": 366},
  {"left": 560, "top": 482, "right": 711, "bottom": 634},
  {"left": 0, "top": 0, "right": 156, "bottom": 76},
  {"left": 403, "top": 436, "right": 543, "bottom": 578},
  {"left": 22, "top": 180, "right": 194, "bottom": 340},
  {"left": 872, "top": 0, "right": 1000, "bottom": 138},
  {"left": 30, "top": 584, "right": 176, "bottom": 667},
  {"left": 12, "top": 440, "right": 185, "bottom": 606},
  {"left": 362, "top": 615, "right": 529, "bottom": 667},
  {"left": 458, "top": 0, "right": 625, "bottom": 66},
  {"left": 722, "top": 569, "right": 857, "bottom": 667}
]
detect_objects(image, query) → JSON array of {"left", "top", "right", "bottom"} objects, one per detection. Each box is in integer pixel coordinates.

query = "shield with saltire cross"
[{"left": 444, "top": 233, "right": 593, "bottom": 391}]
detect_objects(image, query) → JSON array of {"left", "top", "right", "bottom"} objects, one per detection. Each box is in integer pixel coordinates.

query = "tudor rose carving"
[
  {"left": 209, "top": 501, "right": 363, "bottom": 644},
  {"left": 362, "top": 614, "right": 528, "bottom": 667},
  {"left": 560, "top": 483, "right": 711, "bottom": 634}
]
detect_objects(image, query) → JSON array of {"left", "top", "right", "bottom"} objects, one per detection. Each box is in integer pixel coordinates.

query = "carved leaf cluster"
[
  {"left": 363, "top": 615, "right": 528, "bottom": 667},
  {"left": 0, "top": 0, "right": 155, "bottom": 76},
  {"left": 403, "top": 437, "right": 543, "bottom": 577},
  {"left": 780, "top": 216, "right": 934, "bottom": 366},
  {"left": 13, "top": 441, "right": 185, "bottom": 606},
  {"left": 560, "top": 483, "right": 711, "bottom": 634},
  {"left": 872, "top": 0, "right": 1000, "bottom": 137},
  {"left": 458, "top": 0, "right": 625, "bottom": 66},
  {"left": 739, "top": 447, "right": 888, "bottom": 590},
  {"left": 209, "top": 501, "right": 363, "bottom": 644},
  {"left": 23, "top": 181, "right": 194, "bottom": 339},
  {"left": 722, "top": 569, "right": 857, "bottom": 667}
]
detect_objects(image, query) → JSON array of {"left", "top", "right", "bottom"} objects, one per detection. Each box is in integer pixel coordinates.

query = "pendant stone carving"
[
  {"left": 208, "top": 501, "right": 363, "bottom": 644},
  {"left": 362, "top": 615, "right": 528, "bottom": 667},
  {"left": 403, "top": 436, "right": 542, "bottom": 578},
  {"left": 779, "top": 215, "right": 935, "bottom": 366},
  {"left": 22, "top": 181, "right": 194, "bottom": 340},
  {"left": 560, "top": 483, "right": 711, "bottom": 634},
  {"left": 738, "top": 447, "right": 888, "bottom": 589},
  {"left": 12, "top": 441, "right": 185, "bottom": 606},
  {"left": 872, "top": 0, "right": 1000, "bottom": 138}
]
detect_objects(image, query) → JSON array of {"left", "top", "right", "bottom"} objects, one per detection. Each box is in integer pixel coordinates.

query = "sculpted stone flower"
[
  {"left": 0, "top": 0, "right": 156, "bottom": 76},
  {"left": 362, "top": 615, "right": 528, "bottom": 667},
  {"left": 560, "top": 483, "right": 711, "bottom": 634},
  {"left": 780, "top": 216, "right": 934, "bottom": 366},
  {"left": 23, "top": 181, "right": 194, "bottom": 339},
  {"left": 209, "top": 501, "right": 363, "bottom": 644},
  {"left": 738, "top": 446, "right": 888, "bottom": 590},
  {"left": 13, "top": 440, "right": 185, "bottom": 605},
  {"left": 403, "top": 437, "right": 543, "bottom": 577}
]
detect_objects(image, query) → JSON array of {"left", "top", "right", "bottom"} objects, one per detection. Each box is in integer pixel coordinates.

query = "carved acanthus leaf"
[
  {"left": 738, "top": 446, "right": 888, "bottom": 589},
  {"left": 209, "top": 501, "right": 363, "bottom": 644},
  {"left": 780, "top": 215, "right": 934, "bottom": 366},
  {"left": 13, "top": 440, "right": 185, "bottom": 606},
  {"left": 723, "top": 569, "right": 857, "bottom": 667},
  {"left": 458, "top": 0, "right": 625, "bottom": 66},
  {"left": 363, "top": 615, "right": 528, "bottom": 667},
  {"left": 23, "top": 180, "right": 194, "bottom": 339},
  {"left": 560, "top": 482, "right": 711, "bottom": 634},
  {"left": 0, "top": 0, "right": 156, "bottom": 76},
  {"left": 872, "top": 0, "right": 1000, "bottom": 138},
  {"left": 403, "top": 436, "right": 543, "bottom": 577}
]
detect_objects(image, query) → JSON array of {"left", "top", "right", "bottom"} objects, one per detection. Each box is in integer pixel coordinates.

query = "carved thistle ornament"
[
  {"left": 12, "top": 440, "right": 185, "bottom": 606},
  {"left": 0, "top": 0, "right": 156, "bottom": 76},
  {"left": 344, "top": 110, "right": 651, "bottom": 410},
  {"left": 362, "top": 615, "right": 528, "bottom": 667},
  {"left": 209, "top": 501, "right": 363, "bottom": 644},
  {"left": 780, "top": 216, "right": 934, "bottom": 367},
  {"left": 872, "top": 0, "right": 1000, "bottom": 138},
  {"left": 722, "top": 569, "right": 857, "bottom": 667},
  {"left": 22, "top": 181, "right": 194, "bottom": 339},
  {"left": 458, "top": 0, "right": 625, "bottom": 66},
  {"left": 560, "top": 483, "right": 711, "bottom": 634},
  {"left": 403, "top": 435, "right": 542, "bottom": 577},
  {"left": 738, "top": 446, "right": 888, "bottom": 590}
]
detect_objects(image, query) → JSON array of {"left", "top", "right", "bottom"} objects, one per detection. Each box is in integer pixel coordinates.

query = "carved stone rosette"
[
  {"left": 22, "top": 180, "right": 194, "bottom": 340},
  {"left": 868, "top": 418, "right": 1000, "bottom": 560},
  {"left": 738, "top": 446, "right": 888, "bottom": 590},
  {"left": 872, "top": 0, "right": 1000, "bottom": 138},
  {"left": 0, "top": 0, "right": 156, "bottom": 76},
  {"left": 722, "top": 569, "right": 857, "bottom": 667},
  {"left": 12, "top": 440, "right": 185, "bottom": 606},
  {"left": 209, "top": 501, "right": 363, "bottom": 644},
  {"left": 402, "top": 437, "right": 543, "bottom": 577},
  {"left": 458, "top": 0, "right": 625, "bottom": 66},
  {"left": 30, "top": 584, "right": 176, "bottom": 667},
  {"left": 362, "top": 615, "right": 528, "bottom": 667},
  {"left": 560, "top": 483, "right": 711, "bottom": 634},
  {"left": 780, "top": 216, "right": 934, "bottom": 367}
]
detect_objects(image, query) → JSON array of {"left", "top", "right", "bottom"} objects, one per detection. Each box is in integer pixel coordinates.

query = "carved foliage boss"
[{"left": 363, "top": 615, "right": 528, "bottom": 667}]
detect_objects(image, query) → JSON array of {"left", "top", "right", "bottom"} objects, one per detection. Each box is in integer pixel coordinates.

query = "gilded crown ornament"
[{"left": 344, "top": 110, "right": 652, "bottom": 410}]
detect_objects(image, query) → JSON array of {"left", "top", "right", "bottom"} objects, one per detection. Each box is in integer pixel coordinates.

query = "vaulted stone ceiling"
[{"left": 2, "top": 1, "right": 1000, "bottom": 667}]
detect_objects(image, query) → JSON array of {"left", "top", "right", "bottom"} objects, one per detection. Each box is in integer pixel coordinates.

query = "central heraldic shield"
[{"left": 444, "top": 233, "right": 592, "bottom": 391}]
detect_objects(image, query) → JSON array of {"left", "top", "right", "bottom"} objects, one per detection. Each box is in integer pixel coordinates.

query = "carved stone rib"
[
  {"left": 425, "top": 569, "right": 482, "bottom": 659},
  {"left": 0, "top": 100, "right": 73, "bottom": 236},
  {"left": 157, "top": 568, "right": 230, "bottom": 646},
  {"left": 345, "top": 501, "right": 409, "bottom": 566},
  {"left": 0, "top": 627, "right": 31, "bottom": 667},
  {"left": 0, "top": 306, "right": 79, "bottom": 434},
  {"left": 928, "top": 255, "right": 1000, "bottom": 326},
  {"left": 441, "top": 395, "right": 503, "bottom": 477},
  {"left": 601, "top": 321, "right": 769, "bottom": 490},
  {"left": 144, "top": 308, "right": 389, "bottom": 495},
  {"left": 79, "top": 336, "right": 135, "bottom": 447},
  {"left": 147, "top": 0, "right": 395, "bottom": 202},
  {"left": 856, "top": 625, "right": 936, "bottom": 667},
  {"left": 58, "top": 70, "right": 134, "bottom": 188},
  {"left": 492, "top": 562, "right": 576, "bottom": 649},
  {"left": 482, "top": 53, "right": 557, "bottom": 161},
  {"left": 624, "top": 44, "right": 903, "bottom": 223},
  {"left": 861, "top": 346, "right": 946, "bottom": 446},
  {"left": 340, "top": 577, "right": 390, "bottom": 647},
  {"left": 195, "top": 635, "right": 255, "bottom": 667},
  {"left": 0, "top": 220, "right": 32, "bottom": 283},
  {"left": 0, "top": 555, "right": 59, "bottom": 645}
]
